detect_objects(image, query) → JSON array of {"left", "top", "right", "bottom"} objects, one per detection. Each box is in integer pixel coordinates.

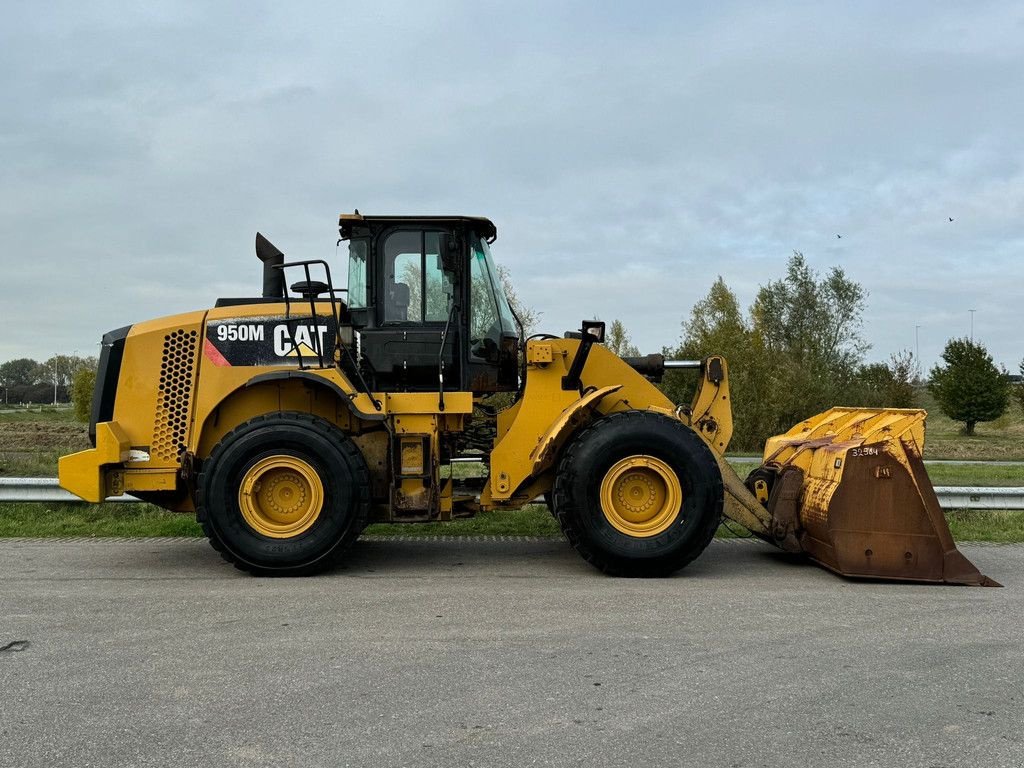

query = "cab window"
[
  {"left": 382, "top": 230, "right": 451, "bottom": 323},
  {"left": 346, "top": 239, "right": 369, "bottom": 309}
]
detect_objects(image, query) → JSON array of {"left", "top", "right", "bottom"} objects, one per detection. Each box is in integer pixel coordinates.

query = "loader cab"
[{"left": 339, "top": 213, "right": 519, "bottom": 394}]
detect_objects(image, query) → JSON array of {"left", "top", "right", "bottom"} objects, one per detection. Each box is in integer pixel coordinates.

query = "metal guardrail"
[
  {"left": 1, "top": 477, "right": 1023, "bottom": 510},
  {"left": 933, "top": 486, "right": 1024, "bottom": 510},
  {"left": 0, "top": 478, "right": 138, "bottom": 503}
]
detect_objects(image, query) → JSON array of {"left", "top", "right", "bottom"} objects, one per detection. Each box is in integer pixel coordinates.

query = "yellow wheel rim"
[
  {"left": 238, "top": 456, "right": 324, "bottom": 538},
  {"left": 600, "top": 455, "right": 683, "bottom": 538}
]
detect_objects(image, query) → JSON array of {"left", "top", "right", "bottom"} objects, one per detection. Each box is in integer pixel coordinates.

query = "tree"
[
  {"left": 398, "top": 261, "right": 540, "bottom": 339},
  {"left": 605, "top": 319, "right": 640, "bottom": 358},
  {"left": 661, "top": 277, "right": 775, "bottom": 450},
  {"left": 661, "top": 254, "right": 883, "bottom": 452},
  {"left": 929, "top": 338, "right": 1010, "bottom": 435},
  {"left": 495, "top": 264, "right": 540, "bottom": 337},
  {"left": 37, "top": 354, "right": 96, "bottom": 404},
  {"left": 1018, "top": 360, "right": 1024, "bottom": 414},
  {"left": 72, "top": 367, "right": 97, "bottom": 423},
  {"left": 0, "top": 358, "right": 39, "bottom": 403},
  {"left": 749, "top": 252, "right": 869, "bottom": 427},
  {"left": 853, "top": 350, "right": 917, "bottom": 409}
]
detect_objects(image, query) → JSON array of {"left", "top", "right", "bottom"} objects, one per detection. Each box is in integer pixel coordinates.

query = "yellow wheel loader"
[{"left": 59, "top": 213, "right": 997, "bottom": 585}]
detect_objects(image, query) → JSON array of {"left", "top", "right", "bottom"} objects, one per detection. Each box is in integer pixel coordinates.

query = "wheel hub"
[
  {"left": 600, "top": 455, "right": 683, "bottom": 537},
  {"left": 238, "top": 456, "right": 324, "bottom": 538}
]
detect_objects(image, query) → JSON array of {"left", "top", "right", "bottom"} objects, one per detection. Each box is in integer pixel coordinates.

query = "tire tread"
[
  {"left": 196, "top": 411, "right": 369, "bottom": 576},
  {"left": 553, "top": 410, "right": 722, "bottom": 577}
]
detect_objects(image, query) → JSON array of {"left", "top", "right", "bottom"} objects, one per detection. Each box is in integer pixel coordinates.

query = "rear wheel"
[
  {"left": 553, "top": 411, "right": 722, "bottom": 577},
  {"left": 197, "top": 412, "right": 369, "bottom": 575}
]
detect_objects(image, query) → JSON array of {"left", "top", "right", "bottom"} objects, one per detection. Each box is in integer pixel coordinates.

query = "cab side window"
[
  {"left": 346, "top": 239, "right": 369, "bottom": 309},
  {"left": 382, "top": 230, "right": 450, "bottom": 323}
]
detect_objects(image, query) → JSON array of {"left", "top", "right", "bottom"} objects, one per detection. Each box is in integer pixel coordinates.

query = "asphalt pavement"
[{"left": 1, "top": 536, "right": 1021, "bottom": 768}]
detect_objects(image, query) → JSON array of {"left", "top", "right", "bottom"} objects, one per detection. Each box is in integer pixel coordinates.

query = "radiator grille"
[{"left": 152, "top": 329, "right": 198, "bottom": 462}]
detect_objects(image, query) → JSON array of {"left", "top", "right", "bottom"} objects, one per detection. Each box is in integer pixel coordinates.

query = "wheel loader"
[{"left": 59, "top": 213, "right": 997, "bottom": 585}]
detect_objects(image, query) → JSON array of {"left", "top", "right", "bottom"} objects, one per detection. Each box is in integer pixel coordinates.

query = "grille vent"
[{"left": 152, "top": 329, "right": 198, "bottom": 462}]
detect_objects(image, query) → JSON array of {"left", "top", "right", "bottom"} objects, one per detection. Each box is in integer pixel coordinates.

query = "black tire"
[
  {"left": 553, "top": 410, "right": 723, "bottom": 577},
  {"left": 542, "top": 491, "right": 557, "bottom": 518},
  {"left": 196, "top": 412, "right": 370, "bottom": 575}
]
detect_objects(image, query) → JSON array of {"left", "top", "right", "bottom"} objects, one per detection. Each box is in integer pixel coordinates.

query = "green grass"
[
  {"left": 0, "top": 449, "right": 69, "bottom": 478},
  {"left": 946, "top": 509, "right": 1024, "bottom": 543},
  {"left": 1, "top": 502, "right": 1022, "bottom": 543},
  {"left": 0, "top": 503, "right": 203, "bottom": 538},
  {"left": 0, "top": 503, "right": 562, "bottom": 539},
  {"left": 925, "top": 462, "right": 1024, "bottom": 486},
  {"left": 0, "top": 405, "right": 77, "bottom": 423}
]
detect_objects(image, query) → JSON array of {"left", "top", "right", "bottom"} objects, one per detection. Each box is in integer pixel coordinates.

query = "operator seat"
[{"left": 386, "top": 281, "right": 411, "bottom": 322}]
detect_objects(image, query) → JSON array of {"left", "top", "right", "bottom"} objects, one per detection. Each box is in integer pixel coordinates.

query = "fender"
[
  {"left": 244, "top": 370, "right": 386, "bottom": 422},
  {"left": 488, "top": 384, "right": 623, "bottom": 500},
  {"left": 529, "top": 385, "right": 623, "bottom": 474}
]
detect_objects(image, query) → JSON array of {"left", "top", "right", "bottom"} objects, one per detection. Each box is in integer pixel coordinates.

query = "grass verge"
[
  {"left": 0, "top": 406, "right": 77, "bottom": 423},
  {"left": 1, "top": 503, "right": 1023, "bottom": 543},
  {"left": 945, "top": 509, "right": 1024, "bottom": 543},
  {"left": 0, "top": 503, "right": 203, "bottom": 537}
]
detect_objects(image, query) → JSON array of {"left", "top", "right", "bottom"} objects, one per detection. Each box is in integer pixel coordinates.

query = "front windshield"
[{"left": 469, "top": 236, "right": 516, "bottom": 355}]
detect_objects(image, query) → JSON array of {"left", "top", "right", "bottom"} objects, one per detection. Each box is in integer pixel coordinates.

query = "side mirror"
[
  {"left": 438, "top": 233, "right": 462, "bottom": 273},
  {"left": 582, "top": 320, "right": 606, "bottom": 343}
]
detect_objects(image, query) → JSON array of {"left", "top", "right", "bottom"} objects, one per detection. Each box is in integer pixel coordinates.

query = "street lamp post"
[{"left": 915, "top": 325, "right": 921, "bottom": 379}]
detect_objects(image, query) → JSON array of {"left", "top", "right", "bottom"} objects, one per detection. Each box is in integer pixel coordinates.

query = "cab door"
[{"left": 359, "top": 229, "right": 459, "bottom": 392}]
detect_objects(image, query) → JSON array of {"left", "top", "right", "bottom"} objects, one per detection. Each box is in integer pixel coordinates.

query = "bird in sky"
[
  {"left": 949, "top": 217, "right": 954, "bottom": 222},
  {"left": 836, "top": 234, "right": 842, "bottom": 239}
]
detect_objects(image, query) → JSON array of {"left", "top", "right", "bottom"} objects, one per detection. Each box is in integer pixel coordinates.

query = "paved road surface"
[{"left": 1, "top": 537, "right": 1021, "bottom": 768}]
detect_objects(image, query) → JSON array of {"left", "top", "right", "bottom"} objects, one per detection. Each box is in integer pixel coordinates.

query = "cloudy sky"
[{"left": 2, "top": 1, "right": 1022, "bottom": 371}]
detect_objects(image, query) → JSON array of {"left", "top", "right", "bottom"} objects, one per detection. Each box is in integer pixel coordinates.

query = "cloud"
[{"left": 1, "top": 1, "right": 1022, "bottom": 372}]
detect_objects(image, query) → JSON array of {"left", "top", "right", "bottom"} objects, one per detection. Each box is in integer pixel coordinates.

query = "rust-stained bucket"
[{"left": 756, "top": 408, "right": 1000, "bottom": 587}]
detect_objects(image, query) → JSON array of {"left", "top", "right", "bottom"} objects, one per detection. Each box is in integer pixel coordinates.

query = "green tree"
[
  {"left": 0, "top": 358, "right": 39, "bottom": 402},
  {"left": 1017, "top": 360, "right": 1024, "bottom": 414},
  {"left": 400, "top": 261, "right": 539, "bottom": 340},
  {"left": 37, "top": 354, "right": 96, "bottom": 404},
  {"left": 661, "top": 254, "right": 880, "bottom": 452},
  {"left": 661, "top": 277, "right": 775, "bottom": 450},
  {"left": 605, "top": 319, "right": 640, "bottom": 357},
  {"left": 495, "top": 264, "right": 540, "bottom": 337},
  {"left": 72, "top": 367, "right": 97, "bottom": 423},
  {"left": 852, "top": 350, "right": 917, "bottom": 408},
  {"left": 929, "top": 338, "right": 1010, "bottom": 435},
  {"left": 750, "top": 252, "right": 869, "bottom": 427}
]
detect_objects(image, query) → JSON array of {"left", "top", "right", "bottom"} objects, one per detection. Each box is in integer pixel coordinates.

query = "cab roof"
[{"left": 338, "top": 212, "right": 497, "bottom": 243}]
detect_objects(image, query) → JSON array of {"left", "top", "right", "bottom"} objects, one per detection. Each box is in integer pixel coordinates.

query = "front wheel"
[
  {"left": 553, "top": 410, "right": 723, "bottom": 577},
  {"left": 196, "top": 412, "right": 370, "bottom": 575}
]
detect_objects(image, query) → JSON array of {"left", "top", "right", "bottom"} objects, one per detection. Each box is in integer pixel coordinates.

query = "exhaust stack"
[{"left": 255, "top": 232, "right": 285, "bottom": 298}]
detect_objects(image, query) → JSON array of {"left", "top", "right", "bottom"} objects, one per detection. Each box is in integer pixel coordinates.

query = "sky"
[{"left": 2, "top": 1, "right": 1022, "bottom": 372}]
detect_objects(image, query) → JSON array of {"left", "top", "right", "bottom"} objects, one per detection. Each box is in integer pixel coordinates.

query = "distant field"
[
  {"left": 915, "top": 388, "right": 1024, "bottom": 461},
  {"left": 3, "top": 399, "right": 1023, "bottom": 479},
  {"left": 1, "top": 394, "right": 1021, "bottom": 542},
  {"left": 0, "top": 405, "right": 77, "bottom": 423}
]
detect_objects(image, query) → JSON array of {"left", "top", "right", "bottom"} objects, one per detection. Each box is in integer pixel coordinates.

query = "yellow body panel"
[
  {"left": 486, "top": 340, "right": 734, "bottom": 503},
  {"left": 762, "top": 406, "right": 927, "bottom": 530},
  {"left": 112, "top": 311, "right": 207, "bottom": 468},
  {"left": 58, "top": 421, "right": 131, "bottom": 502},
  {"left": 60, "top": 303, "right": 731, "bottom": 525}
]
